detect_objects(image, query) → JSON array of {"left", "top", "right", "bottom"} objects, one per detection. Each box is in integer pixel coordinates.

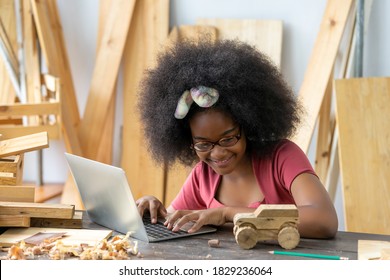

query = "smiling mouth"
[{"left": 210, "top": 155, "right": 234, "bottom": 167}]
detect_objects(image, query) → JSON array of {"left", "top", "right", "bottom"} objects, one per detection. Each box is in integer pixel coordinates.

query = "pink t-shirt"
[{"left": 170, "top": 139, "right": 317, "bottom": 210}]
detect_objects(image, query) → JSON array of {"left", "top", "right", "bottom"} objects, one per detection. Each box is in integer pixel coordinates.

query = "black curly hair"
[{"left": 137, "top": 39, "right": 303, "bottom": 167}]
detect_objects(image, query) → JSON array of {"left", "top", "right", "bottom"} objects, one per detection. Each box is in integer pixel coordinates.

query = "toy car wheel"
[
  {"left": 233, "top": 225, "right": 238, "bottom": 236},
  {"left": 278, "top": 226, "right": 300, "bottom": 250},
  {"left": 235, "top": 225, "right": 257, "bottom": 250}
]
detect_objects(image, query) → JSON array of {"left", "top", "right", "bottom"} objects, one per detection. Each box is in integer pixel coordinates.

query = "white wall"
[{"left": 23, "top": 0, "right": 390, "bottom": 231}]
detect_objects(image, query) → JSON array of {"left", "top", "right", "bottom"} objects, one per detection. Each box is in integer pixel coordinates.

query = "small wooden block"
[
  {"left": 0, "top": 201, "right": 75, "bottom": 219},
  {"left": 254, "top": 204, "right": 298, "bottom": 218},
  {"left": 208, "top": 239, "right": 220, "bottom": 248},
  {"left": 30, "top": 211, "right": 83, "bottom": 229},
  {"left": 0, "top": 131, "right": 49, "bottom": 158},
  {"left": 0, "top": 185, "right": 35, "bottom": 202},
  {"left": 0, "top": 215, "right": 30, "bottom": 227},
  {"left": 0, "top": 155, "right": 24, "bottom": 186}
]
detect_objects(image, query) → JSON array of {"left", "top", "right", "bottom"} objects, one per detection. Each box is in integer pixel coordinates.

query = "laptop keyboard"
[{"left": 142, "top": 216, "right": 189, "bottom": 239}]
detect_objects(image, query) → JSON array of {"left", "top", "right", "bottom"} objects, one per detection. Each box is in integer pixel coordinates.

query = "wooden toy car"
[{"left": 233, "top": 204, "right": 300, "bottom": 250}]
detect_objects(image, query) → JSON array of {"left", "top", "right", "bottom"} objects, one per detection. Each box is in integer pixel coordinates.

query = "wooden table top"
[
  {"left": 80, "top": 214, "right": 390, "bottom": 260},
  {"left": 2, "top": 212, "right": 390, "bottom": 260}
]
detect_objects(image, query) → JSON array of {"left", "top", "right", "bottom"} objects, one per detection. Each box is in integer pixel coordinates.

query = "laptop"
[{"left": 64, "top": 153, "right": 216, "bottom": 242}]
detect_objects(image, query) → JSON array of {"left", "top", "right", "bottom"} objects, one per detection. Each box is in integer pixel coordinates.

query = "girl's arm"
[{"left": 290, "top": 173, "right": 338, "bottom": 238}]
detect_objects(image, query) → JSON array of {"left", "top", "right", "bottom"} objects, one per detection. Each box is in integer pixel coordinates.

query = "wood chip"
[{"left": 208, "top": 239, "right": 220, "bottom": 248}]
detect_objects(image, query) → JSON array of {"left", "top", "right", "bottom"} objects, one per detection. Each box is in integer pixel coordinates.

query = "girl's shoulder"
[{"left": 252, "top": 139, "right": 308, "bottom": 165}]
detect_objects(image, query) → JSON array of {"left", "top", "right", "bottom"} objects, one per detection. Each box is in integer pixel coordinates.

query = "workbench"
[{"left": 1, "top": 212, "right": 389, "bottom": 260}]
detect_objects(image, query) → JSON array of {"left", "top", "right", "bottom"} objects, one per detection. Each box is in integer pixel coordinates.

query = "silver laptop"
[{"left": 64, "top": 153, "right": 216, "bottom": 242}]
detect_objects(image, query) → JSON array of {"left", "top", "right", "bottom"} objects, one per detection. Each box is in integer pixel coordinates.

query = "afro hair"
[{"left": 137, "top": 39, "right": 303, "bottom": 167}]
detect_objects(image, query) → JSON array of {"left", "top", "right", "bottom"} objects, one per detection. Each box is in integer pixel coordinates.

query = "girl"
[{"left": 136, "top": 39, "right": 338, "bottom": 239}]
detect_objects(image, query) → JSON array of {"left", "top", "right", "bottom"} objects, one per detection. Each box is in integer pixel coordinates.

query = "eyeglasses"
[{"left": 191, "top": 129, "right": 241, "bottom": 152}]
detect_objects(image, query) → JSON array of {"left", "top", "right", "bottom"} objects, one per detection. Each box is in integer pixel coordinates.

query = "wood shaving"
[{"left": 1, "top": 232, "right": 139, "bottom": 260}]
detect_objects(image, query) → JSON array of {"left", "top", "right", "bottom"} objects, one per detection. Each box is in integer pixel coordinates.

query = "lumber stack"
[
  {"left": 0, "top": 130, "right": 82, "bottom": 228},
  {"left": 0, "top": 132, "right": 48, "bottom": 185}
]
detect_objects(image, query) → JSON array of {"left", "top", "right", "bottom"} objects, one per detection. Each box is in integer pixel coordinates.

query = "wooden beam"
[
  {"left": 95, "top": 0, "right": 117, "bottom": 164},
  {"left": 0, "top": 131, "right": 48, "bottom": 157},
  {"left": 291, "top": 0, "right": 354, "bottom": 153},
  {"left": 0, "top": 185, "right": 35, "bottom": 202},
  {"left": 0, "top": 102, "right": 60, "bottom": 116},
  {"left": 0, "top": 215, "right": 30, "bottom": 227},
  {"left": 121, "top": 0, "right": 169, "bottom": 201},
  {"left": 30, "top": 211, "right": 82, "bottom": 229},
  {"left": 78, "top": 0, "right": 135, "bottom": 159},
  {"left": 0, "top": 201, "right": 74, "bottom": 219},
  {"left": 314, "top": 76, "right": 333, "bottom": 182}
]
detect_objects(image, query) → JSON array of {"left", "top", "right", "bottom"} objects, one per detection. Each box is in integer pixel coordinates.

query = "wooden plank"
[
  {"left": 0, "top": 125, "right": 60, "bottom": 140},
  {"left": 121, "top": 0, "right": 169, "bottom": 200},
  {"left": 314, "top": 77, "right": 333, "bottom": 182},
  {"left": 78, "top": 0, "right": 135, "bottom": 159},
  {"left": 196, "top": 18, "right": 283, "bottom": 68},
  {"left": 0, "top": 215, "right": 30, "bottom": 227},
  {"left": 0, "top": 185, "right": 35, "bottom": 202},
  {"left": 335, "top": 77, "right": 390, "bottom": 234},
  {"left": 0, "top": 102, "right": 60, "bottom": 116},
  {"left": 0, "top": 227, "right": 112, "bottom": 247},
  {"left": 291, "top": 0, "right": 354, "bottom": 153},
  {"left": 0, "top": 131, "right": 48, "bottom": 157},
  {"left": 95, "top": 0, "right": 117, "bottom": 164},
  {"left": 164, "top": 25, "right": 218, "bottom": 206},
  {"left": 30, "top": 211, "right": 82, "bottom": 229},
  {"left": 0, "top": 201, "right": 75, "bottom": 219},
  {"left": 0, "top": 18, "right": 18, "bottom": 75}
]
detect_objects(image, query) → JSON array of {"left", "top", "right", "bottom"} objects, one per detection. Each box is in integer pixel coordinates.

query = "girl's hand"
[
  {"left": 136, "top": 196, "right": 167, "bottom": 223},
  {"left": 164, "top": 208, "right": 227, "bottom": 233}
]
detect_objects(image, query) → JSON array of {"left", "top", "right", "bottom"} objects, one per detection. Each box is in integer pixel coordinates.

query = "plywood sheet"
[
  {"left": 335, "top": 77, "right": 390, "bottom": 234},
  {"left": 197, "top": 18, "right": 282, "bottom": 68}
]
